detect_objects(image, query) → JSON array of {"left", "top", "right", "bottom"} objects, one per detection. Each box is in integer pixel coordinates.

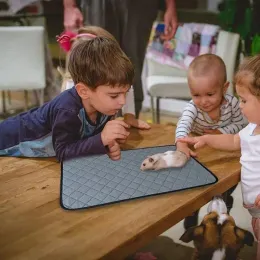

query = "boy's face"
[
  {"left": 86, "top": 84, "right": 130, "bottom": 116},
  {"left": 189, "top": 75, "right": 228, "bottom": 113},
  {"left": 236, "top": 85, "right": 260, "bottom": 125}
]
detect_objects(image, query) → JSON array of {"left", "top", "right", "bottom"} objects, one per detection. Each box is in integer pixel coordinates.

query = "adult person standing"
[{"left": 63, "top": 0, "right": 178, "bottom": 117}]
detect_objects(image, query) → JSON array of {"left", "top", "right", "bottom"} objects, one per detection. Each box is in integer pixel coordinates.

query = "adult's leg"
[
  {"left": 81, "top": 0, "right": 121, "bottom": 42},
  {"left": 121, "top": 0, "right": 158, "bottom": 117},
  {"left": 81, "top": 0, "right": 158, "bottom": 117}
]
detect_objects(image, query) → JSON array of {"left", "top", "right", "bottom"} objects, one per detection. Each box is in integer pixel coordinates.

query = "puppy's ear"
[
  {"left": 180, "top": 226, "right": 204, "bottom": 243},
  {"left": 235, "top": 227, "right": 254, "bottom": 246},
  {"left": 180, "top": 226, "right": 196, "bottom": 243}
]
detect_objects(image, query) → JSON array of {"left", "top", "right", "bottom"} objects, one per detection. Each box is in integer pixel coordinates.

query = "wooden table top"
[{"left": 0, "top": 124, "right": 241, "bottom": 260}]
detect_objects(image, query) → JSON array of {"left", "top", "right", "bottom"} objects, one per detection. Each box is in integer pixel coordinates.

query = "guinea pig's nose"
[{"left": 143, "top": 163, "right": 146, "bottom": 166}]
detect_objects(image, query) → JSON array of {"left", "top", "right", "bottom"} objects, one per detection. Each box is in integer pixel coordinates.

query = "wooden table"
[{"left": 0, "top": 124, "right": 241, "bottom": 260}]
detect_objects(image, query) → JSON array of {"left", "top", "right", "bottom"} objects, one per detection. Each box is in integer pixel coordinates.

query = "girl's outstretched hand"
[{"left": 177, "top": 136, "right": 207, "bottom": 149}]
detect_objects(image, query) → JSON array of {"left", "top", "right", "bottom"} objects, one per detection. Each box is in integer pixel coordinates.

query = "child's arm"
[
  {"left": 175, "top": 102, "right": 197, "bottom": 139},
  {"left": 107, "top": 141, "right": 121, "bottom": 161},
  {"left": 175, "top": 102, "right": 197, "bottom": 158},
  {"left": 218, "top": 96, "right": 247, "bottom": 134},
  {"left": 122, "top": 86, "right": 150, "bottom": 129},
  {"left": 52, "top": 110, "right": 129, "bottom": 161},
  {"left": 178, "top": 133, "right": 241, "bottom": 151}
]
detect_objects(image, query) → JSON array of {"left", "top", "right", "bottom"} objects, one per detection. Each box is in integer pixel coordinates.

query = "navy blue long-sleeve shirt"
[{"left": 0, "top": 87, "right": 111, "bottom": 161}]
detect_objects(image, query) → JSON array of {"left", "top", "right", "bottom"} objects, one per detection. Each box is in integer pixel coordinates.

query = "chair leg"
[
  {"left": 7, "top": 91, "right": 11, "bottom": 105},
  {"left": 39, "top": 89, "right": 44, "bottom": 106},
  {"left": 24, "top": 90, "right": 29, "bottom": 111},
  {"left": 2, "top": 91, "right": 6, "bottom": 115},
  {"left": 33, "top": 90, "right": 40, "bottom": 106},
  {"left": 156, "top": 97, "right": 160, "bottom": 124},
  {"left": 150, "top": 96, "right": 155, "bottom": 123}
]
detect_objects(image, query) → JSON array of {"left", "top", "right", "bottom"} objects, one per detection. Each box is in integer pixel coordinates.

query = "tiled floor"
[{"left": 0, "top": 93, "right": 257, "bottom": 259}]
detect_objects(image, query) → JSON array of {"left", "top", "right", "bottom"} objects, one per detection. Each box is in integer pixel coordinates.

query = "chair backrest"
[
  {"left": 0, "top": 26, "right": 45, "bottom": 90},
  {"left": 216, "top": 30, "right": 240, "bottom": 95}
]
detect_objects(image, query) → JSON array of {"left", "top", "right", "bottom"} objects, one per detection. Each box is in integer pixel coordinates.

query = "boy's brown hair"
[
  {"left": 68, "top": 37, "right": 134, "bottom": 88},
  {"left": 234, "top": 54, "right": 260, "bottom": 97},
  {"left": 188, "top": 54, "right": 227, "bottom": 84}
]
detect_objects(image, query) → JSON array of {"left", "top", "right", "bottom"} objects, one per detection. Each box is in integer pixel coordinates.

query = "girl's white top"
[
  {"left": 65, "top": 81, "right": 135, "bottom": 116},
  {"left": 239, "top": 123, "right": 260, "bottom": 217}
]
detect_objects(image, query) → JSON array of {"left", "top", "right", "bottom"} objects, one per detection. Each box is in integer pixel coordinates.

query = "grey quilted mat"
[{"left": 61, "top": 145, "right": 217, "bottom": 210}]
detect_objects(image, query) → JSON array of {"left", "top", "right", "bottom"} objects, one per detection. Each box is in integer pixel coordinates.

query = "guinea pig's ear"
[{"left": 148, "top": 157, "right": 154, "bottom": 163}]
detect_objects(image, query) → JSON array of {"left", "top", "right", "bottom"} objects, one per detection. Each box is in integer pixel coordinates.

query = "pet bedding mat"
[{"left": 61, "top": 145, "right": 217, "bottom": 210}]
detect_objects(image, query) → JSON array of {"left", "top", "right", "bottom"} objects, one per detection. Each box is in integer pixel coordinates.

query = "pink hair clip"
[
  {"left": 56, "top": 31, "right": 97, "bottom": 52},
  {"left": 76, "top": 33, "right": 96, "bottom": 39}
]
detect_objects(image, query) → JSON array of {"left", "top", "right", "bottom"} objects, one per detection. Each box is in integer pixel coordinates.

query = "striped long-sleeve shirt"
[{"left": 176, "top": 94, "right": 248, "bottom": 139}]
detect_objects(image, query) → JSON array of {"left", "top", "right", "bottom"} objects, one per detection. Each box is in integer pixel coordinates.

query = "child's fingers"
[
  {"left": 189, "top": 150, "right": 197, "bottom": 157},
  {"left": 113, "top": 126, "right": 130, "bottom": 137},
  {"left": 108, "top": 141, "right": 119, "bottom": 151},
  {"left": 194, "top": 141, "right": 204, "bottom": 149},
  {"left": 111, "top": 120, "right": 130, "bottom": 129},
  {"left": 138, "top": 121, "right": 151, "bottom": 130},
  {"left": 109, "top": 149, "right": 121, "bottom": 160},
  {"left": 108, "top": 141, "right": 116, "bottom": 149},
  {"left": 177, "top": 137, "right": 197, "bottom": 144},
  {"left": 110, "top": 155, "right": 121, "bottom": 161},
  {"left": 130, "top": 119, "right": 151, "bottom": 130},
  {"left": 113, "top": 133, "right": 129, "bottom": 140},
  {"left": 117, "top": 139, "right": 126, "bottom": 144}
]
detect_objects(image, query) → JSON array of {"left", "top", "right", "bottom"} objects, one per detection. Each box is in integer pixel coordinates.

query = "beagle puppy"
[{"left": 180, "top": 196, "right": 254, "bottom": 260}]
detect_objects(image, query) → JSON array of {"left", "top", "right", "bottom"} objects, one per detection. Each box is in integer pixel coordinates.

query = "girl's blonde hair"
[
  {"left": 234, "top": 55, "right": 260, "bottom": 97},
  {"left": 66, "top": 26, "right": 117, "bottom": 69},
  {"left": 59, "top": 26, "right": 120, "bottom": 91}
]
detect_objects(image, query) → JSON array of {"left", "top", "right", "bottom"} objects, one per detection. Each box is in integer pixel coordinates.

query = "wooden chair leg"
[{"left": 156, "top": 97, "right": 160, "bottom": 124}]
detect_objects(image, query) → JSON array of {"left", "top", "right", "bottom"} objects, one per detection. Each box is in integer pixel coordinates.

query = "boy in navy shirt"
[{"left": 0, "top": 37, "right": 134, "bottom": 161}]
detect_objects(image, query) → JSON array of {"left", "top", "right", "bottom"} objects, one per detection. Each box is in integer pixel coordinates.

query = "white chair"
[
  {"left": 0, "top": 26, "right": 45, "bottom": 115},
  {"left": 145, "top": 30, "right": 240, "bottom": 123}
]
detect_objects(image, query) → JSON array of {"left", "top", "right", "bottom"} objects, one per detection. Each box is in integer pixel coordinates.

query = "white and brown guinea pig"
[{"left": 140, "top": 150, "right": 188, "bottom": 171}]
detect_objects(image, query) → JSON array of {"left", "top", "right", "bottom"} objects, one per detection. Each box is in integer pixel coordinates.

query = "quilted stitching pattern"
[{"left": 61, "top": 146, "right": 217, "bottom": 210}]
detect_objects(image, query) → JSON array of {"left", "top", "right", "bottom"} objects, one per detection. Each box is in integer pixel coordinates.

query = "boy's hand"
[
  {"left": 177, "top": 136, "right": 207, "bottom": 149},
  {"left": 255, "top": 194, "right": 260, "bottom": 208},
  {"left": 107, "top": 141, "right": 121, "bottom": 161},
  {"left": 124, "top": 114, "right": 151, "bottom": 130},
  {"left": 101, "top": 120, "right": 130, "bottom": 146},
  {"left": 176, "top": 141, "right": 196, "bottom": 159},
  {"left": 203, "top": 129, "right": 222, "bottom": 134}
]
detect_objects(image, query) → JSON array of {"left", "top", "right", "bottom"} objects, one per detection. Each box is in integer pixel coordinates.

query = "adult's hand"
[
  {"left": 63, "top": 0, "right": 83, "bottom": 31},
  {"left": 162, "top": 0, "right": 178, "bottom": 40}
]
